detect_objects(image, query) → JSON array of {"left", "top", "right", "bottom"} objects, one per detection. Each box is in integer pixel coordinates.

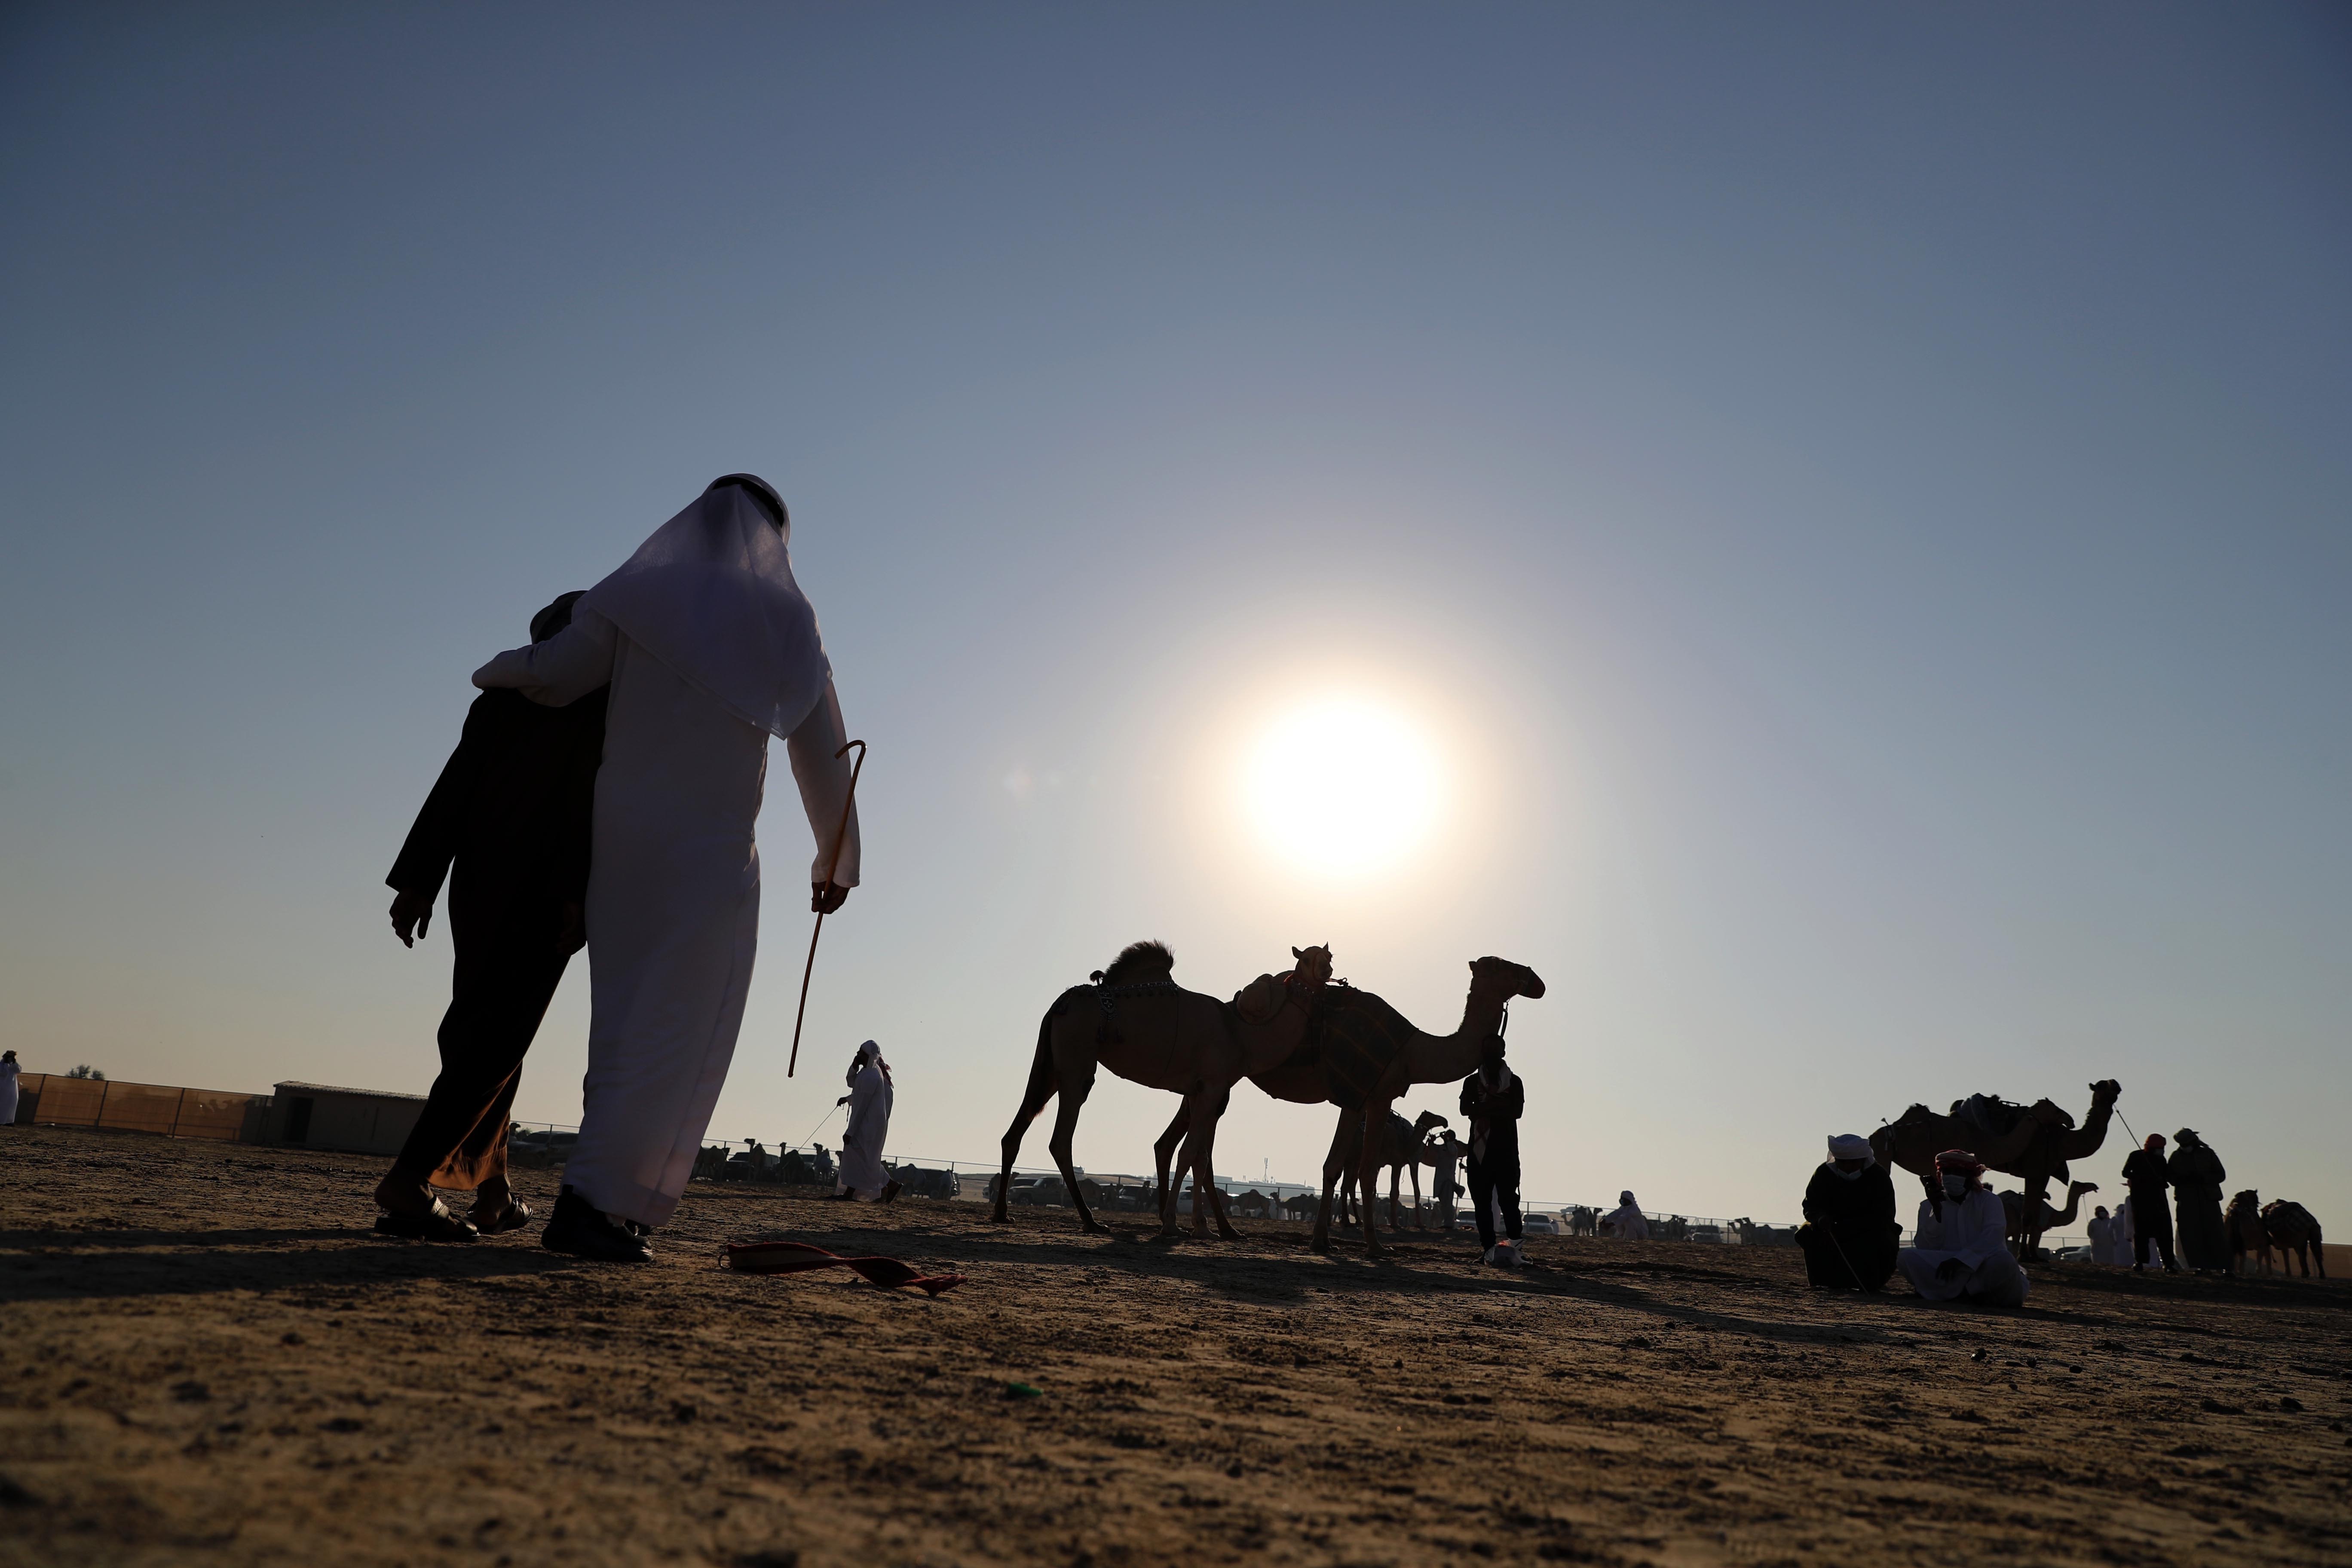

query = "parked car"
[{"left": 1521, "top": 1213, "right": 1561, "bottom": 1237}]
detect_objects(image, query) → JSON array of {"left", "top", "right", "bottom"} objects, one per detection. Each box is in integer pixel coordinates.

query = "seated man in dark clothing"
[
  {"left": 373, "top": 591, "right": 608, "bottom": 1241},
  {"left": 1798, "top": 1133, "right": 1899, "bottom": 1290}
]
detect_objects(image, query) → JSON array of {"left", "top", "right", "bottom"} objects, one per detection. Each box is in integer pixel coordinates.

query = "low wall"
[{"left": 13, "top": 1073, "right": 269, "bottom": 1142}]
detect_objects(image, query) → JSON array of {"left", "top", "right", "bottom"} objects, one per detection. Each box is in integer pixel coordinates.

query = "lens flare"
[{"left": 1243, "top": 697, "right": 1441, "bottom": 877}]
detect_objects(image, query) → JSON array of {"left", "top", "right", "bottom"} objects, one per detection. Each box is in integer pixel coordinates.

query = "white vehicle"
[{"left": 1520, "top": 1213, "right": 1562, "bottom": 1237}]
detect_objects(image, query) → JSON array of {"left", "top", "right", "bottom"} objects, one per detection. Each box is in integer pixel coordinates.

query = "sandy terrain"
[{"left": 2, "top": 1124, "right": 2348, "bottom": 1568}]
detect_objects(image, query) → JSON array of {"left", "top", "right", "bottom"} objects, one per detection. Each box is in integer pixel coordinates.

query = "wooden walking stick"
[{"left": 788, "top": 738, "right": 866, "bottom": 1078}]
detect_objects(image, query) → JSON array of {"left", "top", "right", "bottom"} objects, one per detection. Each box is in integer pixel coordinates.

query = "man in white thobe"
[
  {"left": 2086, "top": 1204, "right": 2124, "bottom": 1267},
  {"left": 1604, "top": 1190, "right": 1651, "bottom": 1240},
  {"left": 473, "top": 475, "right": 861, "bottom": 1262},
  {"left": 1899, "top": 1149, "right": 2029, "bottom": 1308},
  {"left": 836, "top": 1040, "right": 897, "bottom": 1203}
]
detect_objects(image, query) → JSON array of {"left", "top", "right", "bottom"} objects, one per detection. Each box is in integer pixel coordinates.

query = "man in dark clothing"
[
  {"left": 1798, "top": 1133, "right": 1900, "bottom": 1290},
  {"left": 373, "top": 591, "right": 607, "bottom": 1241},
  {"left": 1459, "top": 1034, "right": 1524, "bottom": 1264},
  {"left": 2167, "top": 1128, "right": 2229, "bottom": 1274},
  {"left": 2121, "top": 1132, "right": 2182, "bottom": 1274}
]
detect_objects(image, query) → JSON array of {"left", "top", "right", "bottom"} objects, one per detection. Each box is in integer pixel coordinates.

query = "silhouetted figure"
[
  {"left": 2122, "top": 1133, "right": 2182, "bottom": 1274},
  {"left": 375, "top": 591, "right": 606, "bottom": 1241},
  {"left": 1799, "top": 1133, "right": 1899, "bottom": 1290},
  {"left": 2167, "top": 1128, "right": 2228, "bottom": 1274},
  {"left": 1459, "top": 1033, "right": 1524, "bottom": 1264},
  {"left": 477, "top": 476, "right": 862, "bottom": 1263}
]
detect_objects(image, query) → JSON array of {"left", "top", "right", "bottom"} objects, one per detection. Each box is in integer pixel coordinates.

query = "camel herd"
[
  {"left": 2224, "top": 1193, "right": 2327, "bottom": 1277},
  {"left": 992, "top": 941, "right": 1544, "bottom": 1260}
]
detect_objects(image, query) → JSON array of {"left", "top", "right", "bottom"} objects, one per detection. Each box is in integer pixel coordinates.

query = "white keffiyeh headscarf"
[{"left": 580, "top": 475, "right": 833, "bottom": 739}]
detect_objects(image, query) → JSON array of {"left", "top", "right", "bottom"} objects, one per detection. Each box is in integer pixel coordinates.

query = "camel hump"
[{"left": 1098, "top": 940, "right": 1175, "bottom": 987}]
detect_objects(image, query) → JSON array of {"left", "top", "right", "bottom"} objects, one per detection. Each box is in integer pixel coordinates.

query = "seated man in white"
[
  {"left": 1603, "top": 1189, "right": 1650, "bottom": 1240},
  {"left": 1899, "top": 1149, "right": 2029, "bottom": 1308}
]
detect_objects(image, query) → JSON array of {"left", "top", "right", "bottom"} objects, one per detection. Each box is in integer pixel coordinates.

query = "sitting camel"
[
  {"left": 2001, "top": 1181, "right": 2098, "bottom": 1255},
  {"left": 2224, "top": 1190, "right": 2269, "bottom": 1277},
  {"left": 992, "top": 940, "right": 1333, "bottom": 1239},
  {"left": 1158, "top": 957, "right": 1547, "bottom": 1261},
  {"left": 2260, "top": 1199, "right": 2326, "bottom": 1278},
  {"left": 1873, "top": 1080, "right": 2122, "bottom": 1256}
]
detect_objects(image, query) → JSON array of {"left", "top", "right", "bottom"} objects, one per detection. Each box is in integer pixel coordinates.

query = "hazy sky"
[{"left": 4, "top": 4, "right": 2346, "bottom": 1222}]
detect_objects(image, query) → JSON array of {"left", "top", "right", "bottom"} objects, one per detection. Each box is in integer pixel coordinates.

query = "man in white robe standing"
[
  {"left": 836, "top": 1040, "right": 897, "bottom": 1203},
  {"left": 473, "top": 475, "right": 861, "bottom": 1262},
  {"left": 1899, "top": 1149, "right": 2029, "bottom": 1308}
]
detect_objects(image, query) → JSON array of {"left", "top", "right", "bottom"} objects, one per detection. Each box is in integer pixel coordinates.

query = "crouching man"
[
  {"left": 1798, "top": 1133, "right": 1899, "bottom": 1290},
  {"left": 1898, "top": 1149, "right": 2029, "bottom": 1308}
]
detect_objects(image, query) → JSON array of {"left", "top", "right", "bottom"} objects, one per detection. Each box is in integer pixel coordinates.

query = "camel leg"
[
  {"left": 1310, "top": 1109, "right": 1357, "bottom": 1254},
  {"left": 993, "top": 1016, "right": 1067, "bottom": 1224},
  {"left": 1410, "top": 1164, "right": 1425, "bottom": 1231},
  {"left": 1178, "top": 1085, "right": 1240, "bottom": 1242},
  {"left": 1153, "top": 1103, "right": 1191, "bottom": 1238},
  {"left": 1357, "top": 1099, "right": 1392, "bottom": 1262},
  {"left": 1042, "top": 1061, "right": 1106, "bottom": 1235}
]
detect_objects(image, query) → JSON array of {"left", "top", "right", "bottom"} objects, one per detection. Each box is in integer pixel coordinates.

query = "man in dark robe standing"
[
  {"left": 374, "top": 591, "right": 608, "bottom": 1240},
  {"left": 1799, "top": 1133, "right": 1899, "bottom": 1289},
  {"left": 2121, "top": 1132, "right": 2182, "bottom": 1274},
  {"left": 1459, "top": 1034, "right": 1525, "bottom": 1265},
  {"left": 2167, "top": 1127, "right": 2229, "bottom": 1274}
]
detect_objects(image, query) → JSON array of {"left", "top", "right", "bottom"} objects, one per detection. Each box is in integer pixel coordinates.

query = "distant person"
[
  {"left": 1898, "top": 1149, "right": 2028, "bottom": 1308},
  {"left": 2167, "top": 1128, "right": 2228, "bottom": 1275},
  {"left": 1425, "top": 1128, "right": 1467, "bottom": 1231},
  {"left": 2086, "top": 1203, "right": 2125, "bottom": 1267},
  {"left": 2121, "top": 1133, "right": 2182, "bottom": 1274},
  {"left": 836, "top": 1041, "right": 900, "bottom": 1203},
  {"left": 1458, "top": 1032, "right": 1525, "bottom": 1265},
  {"left": 475, "top": 476, "right": 862, "bottom": 1262},
  {"left": 375, "top": 591, "right": 606, "bottom": 1243},
  {"left": 0, "top": 1049, "right": 19, "bottom": 1127},
  {"left": 1604, "top": 1190, "right": 1651, "bottom": 1240},
  {"left": 1798, "top": 1133, "right": 1899, "bottom": 1290}
]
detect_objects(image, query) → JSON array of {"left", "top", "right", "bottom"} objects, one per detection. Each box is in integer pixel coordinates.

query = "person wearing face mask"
[
  {"left": 1458, "top": 1032, "right": 1524, "bottom": 1265},
  {"left": 1798, "top": 1133, "right": 1899, "bottom": 1290},
  {"left": 1897, "top": 1149, "right": 2030, "bottom": 1308}
]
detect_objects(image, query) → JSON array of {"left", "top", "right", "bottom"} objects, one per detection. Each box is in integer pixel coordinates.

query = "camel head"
[
  {"left": 1467, "top": 956, "right": 1546, "bottom": 1001},
  {"left": 1288, "top": 944, "right": 1335, "bottom": 989},
  {"left": 2089, "top": 1078, "right": 2121, "bottom": 1106},
  {"left": 1412, "top": 1109, "right": 1448, "bottom": 1135}
]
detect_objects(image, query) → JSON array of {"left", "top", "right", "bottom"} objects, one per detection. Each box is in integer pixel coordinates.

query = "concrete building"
[{"left": 262, "top": 1081, "right": 427, "bottom": 1157}]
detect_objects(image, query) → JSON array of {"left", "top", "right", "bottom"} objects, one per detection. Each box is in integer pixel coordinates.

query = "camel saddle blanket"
[
  {"left": 1950, "top": 1094, "right": 2029, "bottom": 1139},
  {"left": 1299, "top": 985, "right": 1415, "bottom": 1109}
]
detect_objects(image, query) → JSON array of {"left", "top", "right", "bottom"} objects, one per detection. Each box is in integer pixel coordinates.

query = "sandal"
[
  {"left": 374, "top": 1204, "right": 480, "bottom": 1243},
  {"left": 469, "top": 1199, "right": 534, "bottom": 1235}
]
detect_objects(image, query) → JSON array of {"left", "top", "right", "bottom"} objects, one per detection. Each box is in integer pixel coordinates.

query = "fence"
[{"left": 14, "top": 1073, "right": 267, "bottom": 1142}]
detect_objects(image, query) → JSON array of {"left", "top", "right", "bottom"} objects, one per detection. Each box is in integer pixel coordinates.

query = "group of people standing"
[
  {"left": 1795, "top": 1120, "right": 2242, "bottom": 1307},
  {"left": 375, "top": 475, "right": 867, "bottom": 1262}
]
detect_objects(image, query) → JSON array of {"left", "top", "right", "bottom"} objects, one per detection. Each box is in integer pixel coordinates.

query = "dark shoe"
[
  {"left": 470, "top": 1198, "right": 533, "bottom": 1235},
  {"left": 374, "top": 1202, "right": 479, "bottom": 1243},
  {"left": 880, "top": 1180, "right": 903, "bottom": 1205},
  {"left": 541, "top": 1188, "right": 652, "bottom": 1263}
]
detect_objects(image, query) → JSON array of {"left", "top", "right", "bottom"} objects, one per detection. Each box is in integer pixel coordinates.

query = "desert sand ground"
[{"left": 2, "top": 1124, "right": 2348, "bottom": 1568}]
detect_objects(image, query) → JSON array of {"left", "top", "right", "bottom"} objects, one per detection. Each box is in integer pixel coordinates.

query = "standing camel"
[
  {"left": 1333, "top": 1109, "right": 1447, "bottom": 1233},
  {"left": 1160, "top": 957, "right": 1547, "bottom": 1260},
  {"left": 1873, "top": 1081, "right": 2122, "bottom": 1256},
  {"left": 2260, "top": 1200, "right": 2326, "bottom": 1278},
  {"left": 992, "top": 941, "right": 1332, "bottom": 1239},
  {"left": 2223, "top": 1191, "right": 2269, "bottom": 1277}
]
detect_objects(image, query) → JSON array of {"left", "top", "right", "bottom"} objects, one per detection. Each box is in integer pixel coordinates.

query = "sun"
[{"left": 1243, "top": 696, "right": 1442, "bottom": 877}]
